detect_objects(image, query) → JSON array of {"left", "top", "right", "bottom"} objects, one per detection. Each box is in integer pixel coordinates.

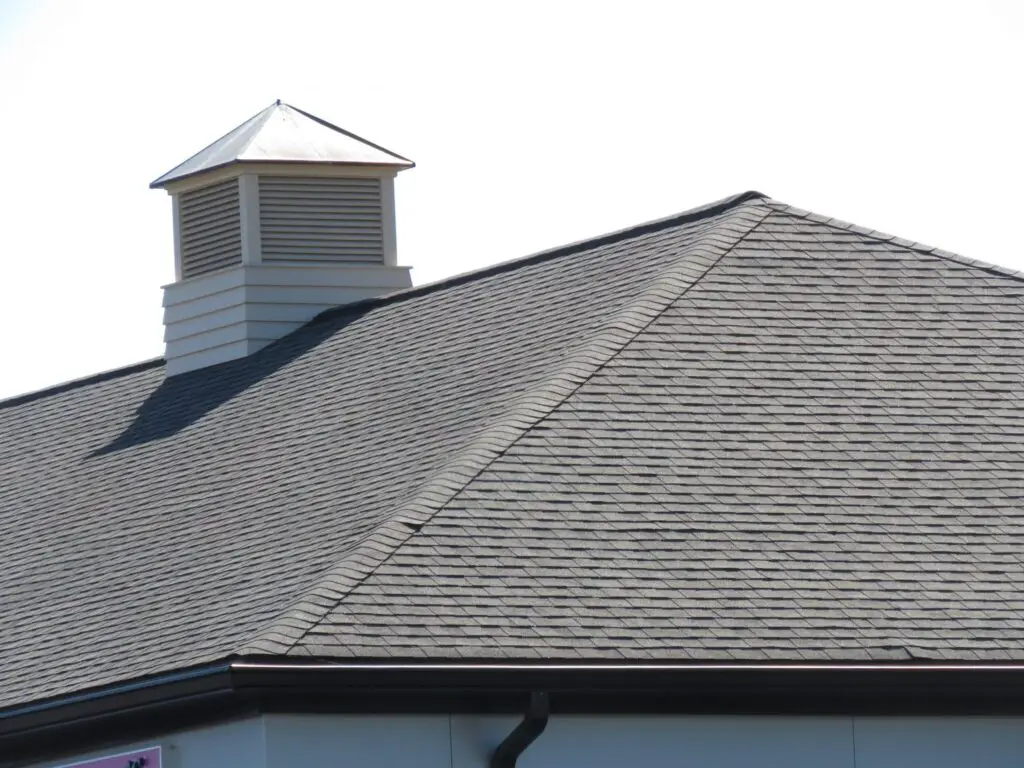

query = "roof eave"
[
  {"left": 150, "top": 156, "right": 416, "bottom": 190},
  {"left": 7, "top": 659, "right": 1024, "bottom": 763}
]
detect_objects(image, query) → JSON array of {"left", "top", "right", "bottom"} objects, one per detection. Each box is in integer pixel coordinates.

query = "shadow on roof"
[{"left": 92, "top": 306, "right": 369, "bottom": 456}]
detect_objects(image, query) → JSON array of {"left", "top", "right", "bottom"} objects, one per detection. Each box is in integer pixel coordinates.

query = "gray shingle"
[
  {"left": 3, "top": 191, "right": 1024, "bottom": 712},
  {"left": 299, "top": 205, "right": 1024, "bottom": 663},
  {"left": 0, "top": 193, "right": 764, "bottom": 708}
]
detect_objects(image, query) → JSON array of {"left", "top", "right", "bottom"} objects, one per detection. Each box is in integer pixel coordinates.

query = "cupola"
[{"left": 151, "top": 101, "right": 414, "bottom": 375}]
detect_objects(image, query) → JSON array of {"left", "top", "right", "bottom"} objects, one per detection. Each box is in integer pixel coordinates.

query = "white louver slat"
[
  {"left": 178, "top": 179, "right": 242, "bottom": 279},
  {"left": 259, "top": 177, "right": 385, "bottom": 263}
]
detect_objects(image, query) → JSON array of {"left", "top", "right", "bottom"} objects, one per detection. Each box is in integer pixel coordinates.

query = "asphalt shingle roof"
[{"left": 2, "top": 192, "right": 1023, "bottom": 709}]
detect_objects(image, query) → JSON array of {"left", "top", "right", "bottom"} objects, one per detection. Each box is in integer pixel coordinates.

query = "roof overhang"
[
  {"left": 149, "top": 102, "right": 414, "bottom": 189},
  {"left": 6, "top": 659, "right": 1024, "bottom": 764},
  {"left": 151, "top": 157, "right": 414, "bottom": 193}
]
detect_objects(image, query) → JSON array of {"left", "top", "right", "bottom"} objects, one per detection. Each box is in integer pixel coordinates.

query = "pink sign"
[{"left": 58, "top": 746, "right": 161, "bottom": 768}]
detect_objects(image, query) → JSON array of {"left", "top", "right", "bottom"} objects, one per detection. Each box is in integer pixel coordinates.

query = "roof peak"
[
  {"left": 16, "top": 189, "right": 1022, "bottom": 408},
  {"left": 1, "top": 192, "right": 766, "bottom": 408},
  {"left": 7, "top": 187, "right": 1024, "bottom": 717},
  {"left": 150, "top": 101, "right": 413, "bottom": 188},
  {"left": 239, "top": 196, "right": 775, "bottom": 656},
  {"left": 310, "top": 191, "right": 771, "bottom": 325}
]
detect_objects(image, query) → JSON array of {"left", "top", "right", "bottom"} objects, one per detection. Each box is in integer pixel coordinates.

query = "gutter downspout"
[{"left": 490, "top": 692, "right": 549, "bottom": 768}]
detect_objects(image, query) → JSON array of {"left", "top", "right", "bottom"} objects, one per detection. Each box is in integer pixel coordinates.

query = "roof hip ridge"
[
  {"left": 233, "top": 102, "right": 275, "bottom": 159},
  {"left": 0, "top": 358, "right": 165, "bottom": 410},
  {"left": 236, "top": 197, "right": 775, "bottom": 657},
  {"left": 766, "top": 200, "right": 1024, "bottom": 283},
  {"left": 307, "top": 191, "right": 770, "bottom": 328}
]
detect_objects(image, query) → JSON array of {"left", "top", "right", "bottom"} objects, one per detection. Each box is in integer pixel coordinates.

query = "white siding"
[
  {"left": 161, "top": 262, "right": 412, "bottom": 375},
  {"left": 29, "top": 713, "right": 1024, "bottom": 768},
  {"left": 854, "top": 717, "right": 1024, "bottom": 768},
  {"left": 451, "top": 715, "right": 854, "bottom": 768},
  {"left": 160, "top": 164, "right": 403, "bottom": 373},
  {"left": 264, "top": 715, "right": 450, "bottom": 768},
  {"left": 33, "top": 717, "right": 265, "bottom": 768}
]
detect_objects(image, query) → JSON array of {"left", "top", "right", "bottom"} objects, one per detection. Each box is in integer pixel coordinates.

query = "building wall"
[
  {"left": 29, "top": 717, "right": 265, "bottom": 768},
  {"left": 28, "top": 713, "right": 1024, "bottom": 768}
]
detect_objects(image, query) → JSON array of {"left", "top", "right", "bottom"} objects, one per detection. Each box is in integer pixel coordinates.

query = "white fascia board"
[
  {"left": 159, "top": 162, "right": 400, "bottom": 196},
  {"left": 246, "top": 263, "right": 412, "bottom": 289}
]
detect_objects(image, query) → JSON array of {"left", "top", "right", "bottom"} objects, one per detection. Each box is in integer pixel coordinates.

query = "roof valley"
[{"left": 237, "top": 198, "right": 775, "bottom": 657}]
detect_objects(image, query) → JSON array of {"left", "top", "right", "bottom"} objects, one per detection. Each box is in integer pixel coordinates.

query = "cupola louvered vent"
[
  {"left": 259, "top": 177, "right": 385, "bottom": 263},
  {"left": 154, "top": 101, "right": 413, "bottom": 375},
  {"left": 178, "top": 179, "right": 242, "bottom": 279}
]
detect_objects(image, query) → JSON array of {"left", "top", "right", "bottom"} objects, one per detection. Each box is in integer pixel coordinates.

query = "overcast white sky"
[{"left": 1, "top": 0, "right": 1022, "bottom": 399}]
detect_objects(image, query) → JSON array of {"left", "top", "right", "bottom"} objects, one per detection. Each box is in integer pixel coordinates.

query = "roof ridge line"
[
  {"left": 766, "top": 200, "right": 1024, "bottom": 284},
  {"left": 1, "top": 193, "right": 766, "bottom": 409},
  {"left": 286, "top": 103, "right": 414, "bottom": 166},
  {"left": 0, "top": 358, "right": 164, "bottom": 410},
  {"left": 310, "top": 191, "right": 769, "bottom": 328},
  {"left": 149, "top": 103, "right": 274, "bottom": 189},
  {"left": 237, "top": 197, "right": 775, "bottom": 657},
  {"left": 233, "top": 102, "right": 277, "bottom": 159}
]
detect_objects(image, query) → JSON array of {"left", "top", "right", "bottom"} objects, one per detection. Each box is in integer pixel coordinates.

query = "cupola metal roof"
[{"left": 150, "top": 101, "right": 414, "bottom": 188}]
